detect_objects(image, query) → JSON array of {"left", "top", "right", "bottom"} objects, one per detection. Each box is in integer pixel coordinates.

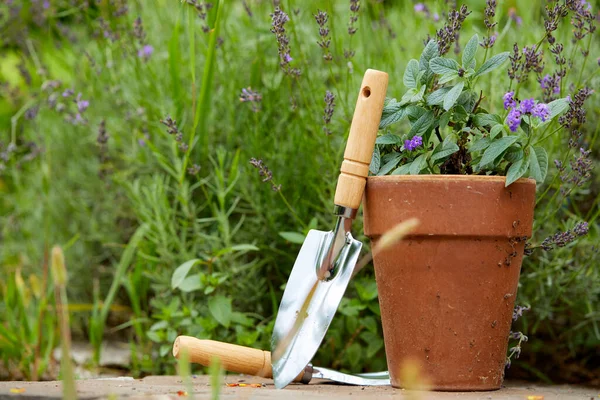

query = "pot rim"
[{"left": 366, "top": 174, "right": 536, "bottom": 185}]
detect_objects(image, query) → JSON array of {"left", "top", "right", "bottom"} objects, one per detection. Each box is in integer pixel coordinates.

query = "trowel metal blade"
[{"left": 271, "top": 228, "right": 362, "bottom": 389}]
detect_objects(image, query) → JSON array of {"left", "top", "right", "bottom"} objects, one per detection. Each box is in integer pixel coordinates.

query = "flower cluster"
[
  {"left": 97, "top": 120, "right": 110, "bottom": 179},
  {"left": 512, "top": 304, "right": 531, "bottom": 321},
  {"left": 348, "top": 0, "right": 360, "bottom": 36},
  {"left": 508, "top": 43, "right": 545, "bottom": 84},
  {"left": 555, "top": 148, "right": 593, "bottom": 192},
  {"left": 508, "top": 7, "right": 523, "bottom": 26},
  {"left": 271, "top": 8, "right": 299, "bottom": 76},
  {"left": 323, "top": 90, "right": 335, "bottom": 135},
  {"left": 186, "top": 0, "right": 213, "bottom": 33},
  {"left": 61, "top": 90, "right": 90, "bottom": 125},
  {"left": 567, "top": 0, "right": 596, "bottom": 45},
  {"left": 404, "top": 136, "right": 423, "bottom": 152},
  {"left": 160, "top": 116, "right": 188, "bottom": 152},
  {"left": 314, "top": 10, "right": 332, "bottom": 61},
  {"left": 435, "top": 5, "right": 470, "bottom": 55},
  {"left": 503, "top": 92, "right": 549, "bottom": 132},
  {"left": 481, "top": 0, "right": 497, "bottom": 48},
  {"left": 249, "top": 158, "right": 281, "bottom": 192},
  {"left": 239, "top": 87, "right": 262, "bottom": 112},
  {"left": 133, "top": 15, "right": 154, "bottom": 60},
  {"left": 540, "top": 222, "right": 589, "bottom": 250}
]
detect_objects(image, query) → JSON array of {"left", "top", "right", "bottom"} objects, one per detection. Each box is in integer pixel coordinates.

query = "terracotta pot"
[{"left": 363, "top": 175, "right": 536, "bottom": 391}]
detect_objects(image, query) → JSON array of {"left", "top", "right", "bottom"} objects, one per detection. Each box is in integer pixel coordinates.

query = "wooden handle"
[
  {"left": 173, "top": 336, "right": 306, "bottom": 382},
  {"left": 334, "top": 69, "right": 388, "bottom": 210},
  {"left": 173, "top": 336, "right": 273, "bottom": 377}
]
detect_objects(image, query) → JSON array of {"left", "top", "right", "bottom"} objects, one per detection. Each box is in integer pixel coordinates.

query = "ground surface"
[{"left": 1, "top": 375, "right": 598, "bottom": 399}]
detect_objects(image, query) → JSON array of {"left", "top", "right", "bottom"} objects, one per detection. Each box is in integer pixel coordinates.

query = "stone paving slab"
[{"left": 1, "top": 375, "right": 598, "bottom": 399}]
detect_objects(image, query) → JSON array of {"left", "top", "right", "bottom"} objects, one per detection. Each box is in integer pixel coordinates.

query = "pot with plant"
[{"left": 363, "top": 31, "right": 575, "bottom": 390}]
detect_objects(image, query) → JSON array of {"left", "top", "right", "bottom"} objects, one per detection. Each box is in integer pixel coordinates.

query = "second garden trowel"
[{"left": 271, "top": 69, "right": 389, "bottom": 389}]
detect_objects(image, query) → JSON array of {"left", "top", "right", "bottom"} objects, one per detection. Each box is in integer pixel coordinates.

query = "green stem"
[
  {"left": 575, "top": 34, "right": 593, "bottom": 89},
  {"left": 278, "top": 190, "right": 307, "bottom": 230}
]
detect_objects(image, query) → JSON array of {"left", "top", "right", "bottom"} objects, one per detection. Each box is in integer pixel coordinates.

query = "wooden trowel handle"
[
  {"left": 334, "top": 69, "right": 388, "bottom": 210},
  {"left": 173, "top": 336, "right": 305, "bottom": 382}
]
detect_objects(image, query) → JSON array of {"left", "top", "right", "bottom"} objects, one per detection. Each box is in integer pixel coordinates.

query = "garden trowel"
[
  {"left": 271, "top": 69, "right": 389, "bottom": 389},
  {"left": 173, "top": 336, "right": 390, "bottom": 386}
]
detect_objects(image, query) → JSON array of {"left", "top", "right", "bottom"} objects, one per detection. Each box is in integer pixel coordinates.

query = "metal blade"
[
  {"left": 310, "top": 366, "right": 390, "bottom": 386},
  {"left": 271, "top": 228, "right": 362, "bottom": 389}
]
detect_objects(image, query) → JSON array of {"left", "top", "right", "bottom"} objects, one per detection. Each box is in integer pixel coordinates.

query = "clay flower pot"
[{"left": 363, "top": 175, "right": 536, "bottom": 391}]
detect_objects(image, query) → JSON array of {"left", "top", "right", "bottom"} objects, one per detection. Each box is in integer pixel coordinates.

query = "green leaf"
[
  {"left": 410, "top": 154, "right": 427, "bottom": 175},
  {"left": 546, "top": 98, "right": 570, "bottom": 120},
  {"left": 474, "top": 113, "right": 502, "bottom": 128},
  {"left": 172, "top": 259, "right": 201, "bottom": 289},
  {"left": 426, "top": 87, "right": 450, "bottom": 106},
  {"left": 178, "top": 274, "right": 203, "bottom": 292},
  {"left": 438, "top": 71, "right": 459, "bottom": 84},
  {"left": 532, "top": 146, "right": 548, "bottom": 183},
  {"left": 443, "top": 81, "right": 465, "bottom": 111},
  {"left": 480, "top": 136, "right": 519, "bottom": 167},
  {"left": 408, "top": 110, "right": 434, "bottom": 138},
  {"left": 369, "top": 145, "right": 380, "bottom": 174},
  {"left": 473, "top": 52, "right": 509, "bottom": 77},
  {"left": 431, "top": 141, "right": 459, "bottom": 162},
  {"left": 379, "top": 106, "right": 407, "bottom": 129},
  {"left": 506, "top": 153, "right": 531, "bottom": 186},
  {"left": 504, "top": 147, "right": 524, "bottom": 163},
  {"left": 391, "top": 163, "right": 412, "bottom": 175},
  {"left": 439, "top": 112, "right": 451, "bottom": 129},
  {"left": 147, "top": 331, "right": 162, "bottom": 343},
  {"left": 406, "top": 106, "right": 427, "bottom": 122},
  {"left": 528, "top": 146, "right": 543, "bottom": 183},
  {"left": 408, "top": 85, "right": 426, "bottom": 103},
  {"left": 469, "top": 137, "right": 492, "bottom": 153},
  {"left": 376, "top": 134, "right": 402, "bottom": 145},
  {"left": 429, "top": 57, "right": 460, "bottom": 75},
  {"left": 419, "top": 40, "right": 440, "bottom": 71},
  {"left": 377, "top": 153, "right": 402, "bottom": 175},
  {"left": 403, "top": 59, "right": 420, "bottom": 89},
  {"left": 345, "top": 343, "right": 362, "bottom": 369},
  {"left": 208, "top": 295, "right": 232, "bottom": 327},
  {"left": 279, "top": 232, "right": 306, "bottom": 244},
  {"left": 489, "top": 124, "right": 505, "bottom": 139},
  {"left": 229, "top": 244, "right": 259, "bottom": 252},
  {"left": 462, "top": 34, "right": 479, "bottom": 69},
  {"left": 355, "top": 280, "right": 378, "bottom": 301}
]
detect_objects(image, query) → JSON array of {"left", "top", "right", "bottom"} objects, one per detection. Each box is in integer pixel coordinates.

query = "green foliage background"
[{"left": 1, "top": 0, "right": 598, "bottom": 383}]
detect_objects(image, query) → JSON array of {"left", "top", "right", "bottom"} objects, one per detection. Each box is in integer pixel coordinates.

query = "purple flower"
[
  {"left": 532, "top": 103, "right": 550, "bottom": 121},
  {"left": 138, "top": 44, "right": 154, "bottom": 60},
  {"left": 507, "top": 108, "right": 521, "bottom": 132},
  {"left": 508, "top": 8, "right": 523, "bottom": 26},
  {"left": 75, "top": 93, "right": 89, "bottom": 113},
  {"left": 540, "top": 74, "right": 561, "bottom": 95},
  {"left": 404, "top": 136, "right": 423, "bottom": 151},
  {"left": 283, "top": 53, "right": 293, "bottom": 63},
  {"left": 432, "top": 13, "right": 440, "bottom": 22},
  {"left": 43, "top": 0, "right": 50, "bottom": 9},
  {"left": 414, "top": 3, "right": 426, "bottom": 12},
  {"left": 503, "top": 91, "right": 517, "bottom": 110},
  {"left": 62, "top": 89, "right": 74, "bottom": 98},
  {"left": 520, "top": 98, "right": 535, "bottom": 113}
]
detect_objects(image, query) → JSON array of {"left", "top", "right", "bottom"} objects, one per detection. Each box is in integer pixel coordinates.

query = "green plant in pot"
[{"left": 364, "top": 8, "right": 593, "bottom": 391}]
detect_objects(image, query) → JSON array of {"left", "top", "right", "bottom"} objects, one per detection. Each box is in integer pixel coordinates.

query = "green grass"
[{"left": 0, "top": 0, "right": 598, "bottom": 383}]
